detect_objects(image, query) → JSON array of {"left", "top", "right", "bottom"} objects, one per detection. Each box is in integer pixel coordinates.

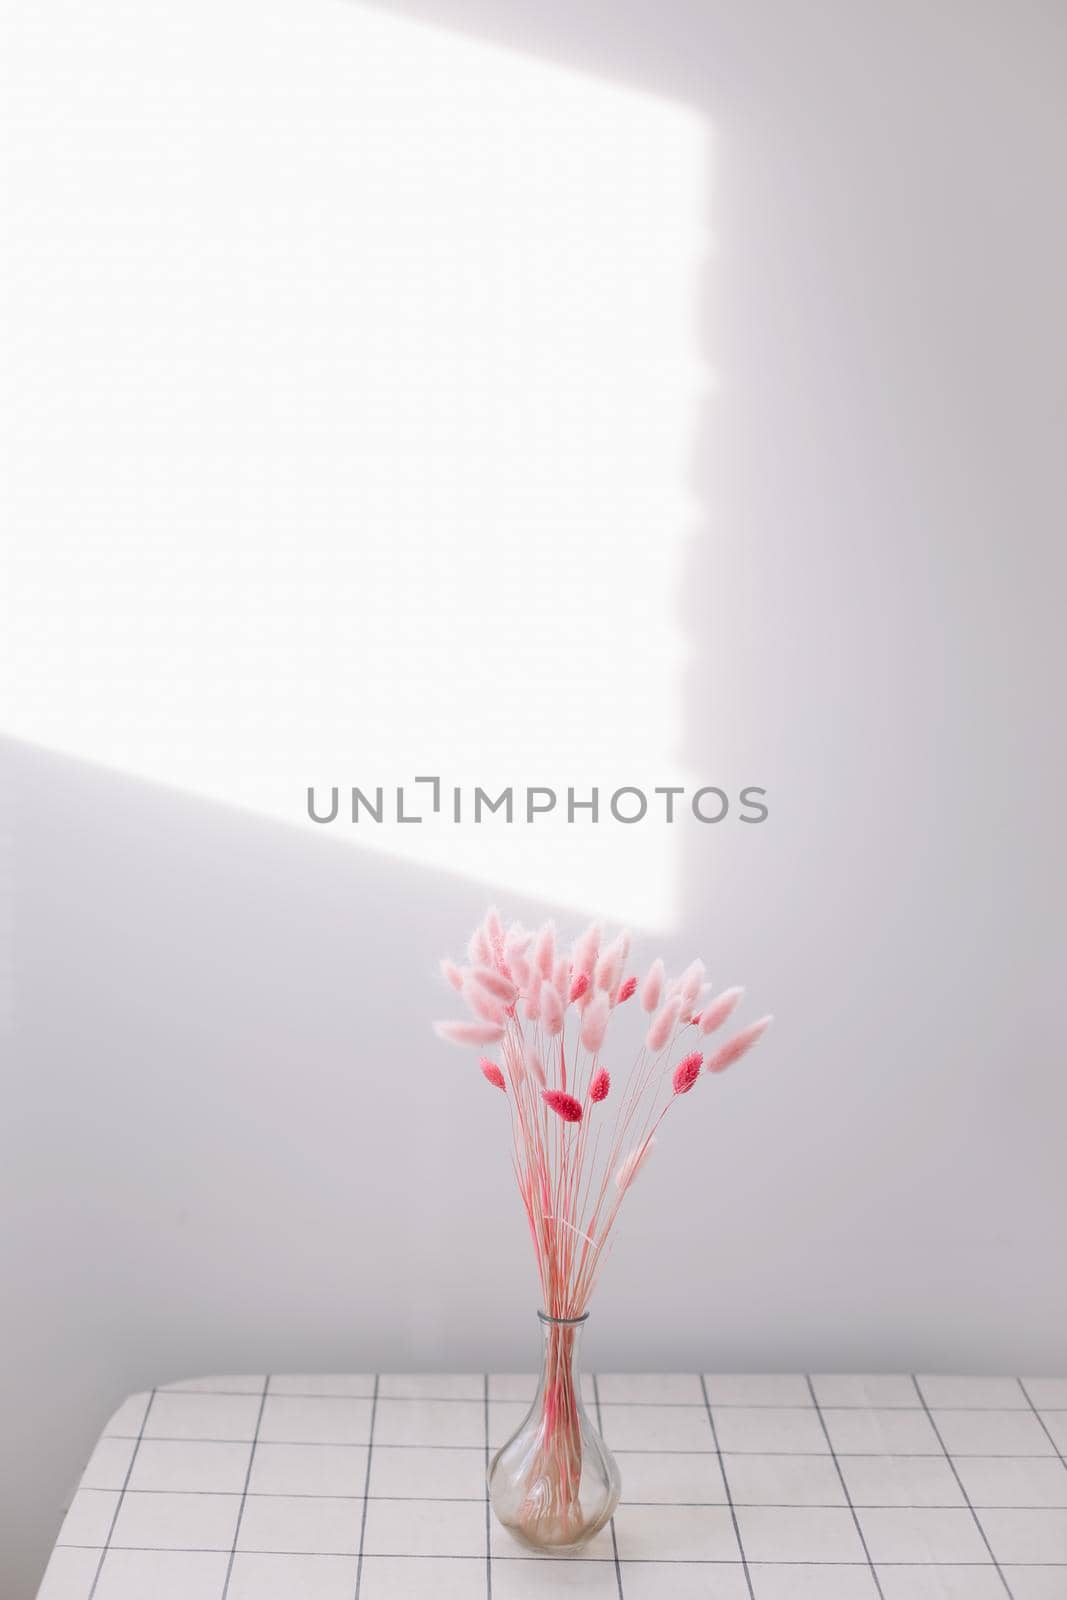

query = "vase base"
[{"left": 496, "top": 1507, "right": 615, "bottom": 1556}]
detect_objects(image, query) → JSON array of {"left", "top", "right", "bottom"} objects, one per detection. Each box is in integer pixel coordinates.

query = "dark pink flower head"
[
  {"left": 589, "top": 1067, "right": 610, "bottom": 1103},
  {"left": 672, "top": 1051, "right": 703, "bottom": 1095},
  {"left": 541, "top": 1089, "right": 583, "bottom": 1123},
  {"left": 569, "top": 972, "right": 590, "bottom": 1003},
  {"left": 480, "top": 1058, "right": 506, "bottom": 1092},
  {"left": 616, "top": 975, "right": 637, "bottom": 1004}
]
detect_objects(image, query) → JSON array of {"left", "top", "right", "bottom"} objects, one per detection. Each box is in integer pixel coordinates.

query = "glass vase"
[{"left": 488, "top": 1311, "right": 621, "bottom": 1553}]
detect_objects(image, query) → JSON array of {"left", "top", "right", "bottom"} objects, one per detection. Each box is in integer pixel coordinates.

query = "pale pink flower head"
[
  {"left": 468, "top": 923, "right": 492, "bottom": 967},
  {"left": 580, "top": 991, "right": 610, "bottom": 1054},
  {"left": 525, "top": 1045, "right": 547, "bottom": 1087},
  {"left": 480, "top": 1058, "right": 506, "bottom": 1092},
  {"left": 698, "top": 985, "right": 744, "bottom": 1035},
  {"left": 616, "top": 1137, "right": 655, "bottom": 1192},
  {"left": 434, "top": 1019, "right": 505, "bottom": 1047},
  {"left": 569, "top": 972, "right": 590, "bottom": 1004},
  {"left": 552, "top": 954, "right": 570, "bottom": 999},
  {"left": 646, "top": 994, "right": 681, "bottom": 1053},
  {"left": 440, "top": 958, "right": 464, "bottom": 993},
  {"left": 706, "top": 1016, "right": 772, "bottom": 1074},
  {"left": 589, "top": 1067, "right": 610, "bottom": 1103},
  {"left": 616, "top": 975, "right": 637, "bottom": 1004},
  {"left": 524, "top": 969, "right": 543, "bottom": 1021},
  {"left": 542, "top": 1089, "right": 583, "bottom": 1123},
  {"left": 464, "top": 981, "right": 506, "bottom": 1025},
  {"left": 484, "top": 905, "right": 504, "bottom": 953},
  {"left": 570, "top": 922, "right": 602, "bottom": 978},
  {"left": 533, "top": 921, "right": 556, "bottom": 980},
  {"left": 672, "top": 1051, "right": 703, "bottom": 1095},
  {"left": 678, "top": 958, "right": 706, "bottom": 1011},
  {"left": 541, "top": 983, "right": 565, "bottom": 1036},
  {"left": 504, "top": 927, "right": 532, "bottom": 987},
  {"left": 469, "top": 965, "right": 518, "bottom": 1005},
  {"left": 640, "top": 957, "right": 666, "bottom": 1013},
  {"left": 594, "top": 935, "right": 625, "bottom": 995}
]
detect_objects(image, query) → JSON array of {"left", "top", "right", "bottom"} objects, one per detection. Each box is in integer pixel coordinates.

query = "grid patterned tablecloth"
[{"left": 38, "top": 1373, "right": 1067, "bottom": 1599}]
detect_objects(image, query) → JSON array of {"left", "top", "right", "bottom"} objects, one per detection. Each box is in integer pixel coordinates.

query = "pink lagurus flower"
[
  {"left": 697, "top": 985, "right": 744, "bottom": 1035},
  {"left": 504, "top": 927, "right": 532, "bottom": 987},
  {"left": 678, "top": 959, "right": 706, "bottom": 1011},
  {"left": 464, "top": 981, "right": 506, "bottom": 1025},
  {"left": 534, "top": 921, "right": 556, "bottom": 980},
  {"left": 646, "top": 995, "right": 681, "bottom": 1053},
  {"left": 589, "top": 1067, "right": 610, "bottom": 1103},
  {"left": 440, "top": 958, "right": 465, "bottom": 992},
  {"left": 480, "top": 1058, "right": 506, "bottom": 1092},
  {"left": 616, "top": 975, "right": 637, "bottom": 1004},
  {"left": 525, "top": 1045, "right": 547, "bottom": 1087},
  {"left": 594, "top": 940, "right": 623, "bottom": 995},
  {"left": 541, "top": 983, "right": 565, "bottom": 1036},
  {"left": 615, "top": 1137, "right": 655, "bottom": 1191},
  {"left": 706, "top": 1016, "right": 773, "bottom": 1074},
  {"left": 468, "top": 923, "right": 493, "bottom": 967},
  {"left": 469, "top": 965, "right": 518, "bottom": 1005},
  {"left": 524, "top": 970, "right": 543, "bottom": 1021},
  {"left": 672, "top": 1051, "right": 703, "bottom": 1095},
  {"left": 569, "top": 972, "right": 590, "bottom": 1004},
  {"left": 542, "top": 1089, "right": 583, "bottom": 1123},
  {"left": 570, "top": 921, "right": 602, "bottom": 978},
  {"left": 580, "top": 992, "right": 610, "bottom": 1054},
  {"left": 484, "top": 905, "right": 504, "bottom": 952},
  {"left": 639, "top": 957, "right": 666, "bottom": 1013},
  {"left": 434, "top": 1019, "right": 505, "bottom": 1047}
]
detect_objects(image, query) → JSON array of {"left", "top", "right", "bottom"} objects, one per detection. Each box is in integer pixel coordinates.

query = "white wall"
[{"left": 3, "top": 0, "right": 1066, "bottom": 1593}]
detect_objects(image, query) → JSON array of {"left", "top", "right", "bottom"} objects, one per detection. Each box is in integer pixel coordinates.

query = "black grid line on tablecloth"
[
  {"left": 1021, "top": 1378, "right": 1067, "bottom": 1468},
  {"left": 93, "top": 1435, "right": 1067, "bottom": 1457},
  {"left": 914, "top": 1373, "right": 1014, "bottom": 1598},
  {"left": 217, "top": 1369, "right": 271, "bottom": 1593},
  {"left": 61, "top": 1486, "right": 1067, "bottom": 1510},
  {"left": 700, "top": 1372, "right": 754, "bottom": 1598},
  {"left": 219, "top": 1373, "right": 268, "bottom": 1599},
  {"left": 592, "top": 1372, "right": 625, "bottom": 1599},
  {"left": 86, "top": 1388, "right": 155, "bottom": 1599},
  {"left": 805, "top": 1370, "right": 886, "bottom": 1598},
  {"left": 42, "top": 1374, "right": 1067, "bottom": 1599},
  {"left": 154, "top": 1384, "right": 1062, "bottom": 1410},
  {"left": 55, "top": 1547, "right": 1067, "bottom": 1566},
  {"left": 353, "top": 1372, "right": 379, "bottom": 1599}
]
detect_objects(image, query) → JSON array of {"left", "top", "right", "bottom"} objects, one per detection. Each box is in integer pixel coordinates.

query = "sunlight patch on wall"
[{"left": 2, "top": 0, "right": 706, "bottom": 928}]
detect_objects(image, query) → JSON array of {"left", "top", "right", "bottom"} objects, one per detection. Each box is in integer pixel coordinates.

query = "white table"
[{"left": 38, "top": 1373, "right": 1067, "bottom": 1598}]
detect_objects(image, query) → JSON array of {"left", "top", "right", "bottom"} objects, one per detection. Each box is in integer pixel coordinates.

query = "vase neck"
[{"left": 536, "top": 1310, "right": 587, "bottom": 1380}]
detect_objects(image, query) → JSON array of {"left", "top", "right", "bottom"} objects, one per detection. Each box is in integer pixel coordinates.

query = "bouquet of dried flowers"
[{"left": 434, "top": 907, "right": 771, "bottom": 1548}]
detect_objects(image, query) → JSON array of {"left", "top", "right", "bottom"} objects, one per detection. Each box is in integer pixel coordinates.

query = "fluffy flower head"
[
  {"left": 480, "top": 1058, "right": 506, "bottom": 1092},
  {"left": 542, "top": 1089, "right": 583, "bottom": 1123},
  {"left": 616, "top": 1137, "right": 655, "bottom": 1191},
  {"left": 434, "top": 1019, "right": 504, "bottom": 1047},
  {"left": 706, "top": 1016, "right": 773, "bottom": 1074},
  {"left": 698, "top": 986, "right": 744, "bottom": 1035},
  {"left": 646, "top": 995, "right": 681, "bottom": 1053},
  {"left": 640, "top": 957, "right": 665, "bottom": 1013},
  {"left": 580, "top": 991, "right": 610, "bottom": 1054},
  {"left": 672, "top": 1051, "right": 703, "bottom": 1095}
]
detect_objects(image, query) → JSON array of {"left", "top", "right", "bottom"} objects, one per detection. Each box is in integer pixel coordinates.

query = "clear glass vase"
[{"left": 488, "top": 1311, "right": 621, "bottom": 1553}]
